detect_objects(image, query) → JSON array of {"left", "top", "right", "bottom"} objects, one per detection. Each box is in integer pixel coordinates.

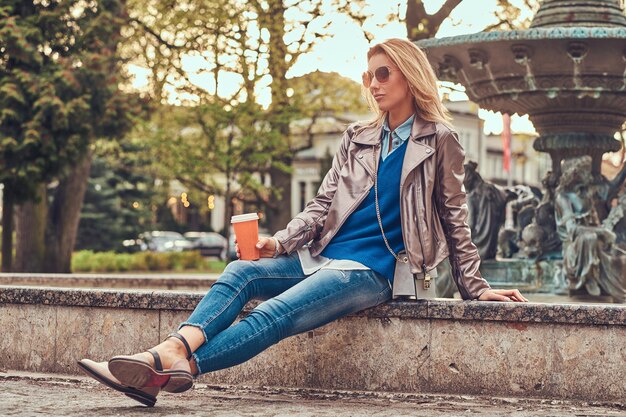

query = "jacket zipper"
[
  {"left": 411, "top": 170, "right": 432, "bottom": 289},
  {"left": 281, "top": 218, "right": 313, "bottom": 244}
]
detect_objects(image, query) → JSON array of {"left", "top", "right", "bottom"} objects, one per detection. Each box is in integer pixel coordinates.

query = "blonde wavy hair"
[{"left": 362, "top": 38, "right": 452, "bottom": 129}]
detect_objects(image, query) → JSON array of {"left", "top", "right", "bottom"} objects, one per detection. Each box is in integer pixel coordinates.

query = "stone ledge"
[
  {"left": 0, "top": 272, "right": 218, "bottom": 290},
  {"left": 1, "top": 285, "right": 624, "bottom": 326}
]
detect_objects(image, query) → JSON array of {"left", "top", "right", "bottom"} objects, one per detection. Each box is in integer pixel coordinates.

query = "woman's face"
[{"left": 366, "top": 53, "right": 412, "bottom": 113}]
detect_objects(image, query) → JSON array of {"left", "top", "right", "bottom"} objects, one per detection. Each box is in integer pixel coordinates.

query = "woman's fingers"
[
  {"left": 490, "top": 293, "right": 511, "bottom": 302},
  {"left": 255, "top": 237, "right": 275, "bottom": 258},
  {"left": 479, "top": 289, "right": 529, "bottom": 302},
  {"left": 514, "top": 289, "right": 529, "bottom": 302},
  {"left": 497, "top": 289, "right": 529, "bottom": 302},
  {"left": 234, "top": 237, "right": 275, "bottom": 259}
]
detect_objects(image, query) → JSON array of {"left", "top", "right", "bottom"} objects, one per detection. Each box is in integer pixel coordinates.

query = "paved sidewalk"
[{"left": 0, "top": 371, "right": 624, "bottom": 417}]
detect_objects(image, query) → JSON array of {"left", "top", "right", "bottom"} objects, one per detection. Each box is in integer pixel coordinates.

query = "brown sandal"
[
  {"left": 77, "top": 359, "right": 159, "bottom": 407},
  {"left": 108, "top": 332, "right": 194, "bottom": 393}
]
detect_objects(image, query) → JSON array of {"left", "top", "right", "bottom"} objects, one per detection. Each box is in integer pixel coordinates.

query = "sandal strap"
[
  {"left": 166, "top": 332, "right": 193, "bottom": 360},
  {"left": 148, "top": 348, "right": 163, "bottom": 371}
]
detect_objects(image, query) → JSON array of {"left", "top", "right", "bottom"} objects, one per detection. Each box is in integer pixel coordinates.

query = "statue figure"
[
  {"left": 497, "top": 185, "right": 541, "bottom": 258},
  {"left": 591, "top": 162, "right": 626, "bottom": 216},
  {"left": 592, "top": 161, "right": 626, "bottom": 244},
  {"left": 464, "top": 161, "right": 512, "bottom": 260},
  {"left": 518, "top": 171, "right": 562, "bottom": 258},
  {"left": 554, "top": 156, "right": 626, "bottom": 303}
]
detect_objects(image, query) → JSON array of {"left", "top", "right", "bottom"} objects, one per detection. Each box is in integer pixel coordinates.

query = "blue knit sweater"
[{"left": 320, "top": 139, "right": 408, "bottom": 283}]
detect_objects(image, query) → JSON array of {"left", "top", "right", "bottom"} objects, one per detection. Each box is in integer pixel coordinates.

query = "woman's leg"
[
  {"left": 126, "top": 253, "right": 307, "bottom": 371},
  {"left": 192, "top": 267, "right": 391, "bottom": 374}
]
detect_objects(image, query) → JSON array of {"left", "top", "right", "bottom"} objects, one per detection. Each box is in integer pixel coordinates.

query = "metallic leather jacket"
[{"left": 273, "top": 116, "right": 491, "bottom": 300}]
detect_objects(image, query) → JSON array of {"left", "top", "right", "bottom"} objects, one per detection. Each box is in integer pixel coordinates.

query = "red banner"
[{"left": 502, "top": 113, "right": 511, "bottom": 173}]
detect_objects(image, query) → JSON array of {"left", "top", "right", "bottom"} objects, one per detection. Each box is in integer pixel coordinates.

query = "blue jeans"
[{"left": 178, "top": 252, "right": 392, "bottom": 375}]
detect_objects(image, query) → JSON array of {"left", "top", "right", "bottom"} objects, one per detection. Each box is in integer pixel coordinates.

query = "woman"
[{"left": 78, "top": 38, "right": 528, "bottom": 407}]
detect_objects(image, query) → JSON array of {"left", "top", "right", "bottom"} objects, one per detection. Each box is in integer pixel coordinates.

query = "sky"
[{"left": 129, "top": 0, "right": 537, "bottom": 135}]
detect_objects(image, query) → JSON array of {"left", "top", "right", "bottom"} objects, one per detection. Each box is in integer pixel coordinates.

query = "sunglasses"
[{"left": 362, "top": 66, "right": 395, "bottom": 87}]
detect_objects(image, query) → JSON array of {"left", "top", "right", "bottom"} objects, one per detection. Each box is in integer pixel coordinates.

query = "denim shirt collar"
[{"left": 382, "top": 114, "right": 415, "bottom": 143}]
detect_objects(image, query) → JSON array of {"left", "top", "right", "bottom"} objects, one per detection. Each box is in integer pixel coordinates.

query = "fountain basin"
[{"left": 418, "top": 27, "right": 626, "bottom": 141}]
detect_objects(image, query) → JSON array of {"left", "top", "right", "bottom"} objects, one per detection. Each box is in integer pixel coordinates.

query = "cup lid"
[{"left": 231, "top": 213, "right": 259, "bottom": 223}]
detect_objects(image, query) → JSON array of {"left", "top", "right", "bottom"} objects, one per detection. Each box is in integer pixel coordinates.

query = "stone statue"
[
  {"left": 464, "top": 161, "right": 512, "bottom": 260},
  {"left": 518, "top": 171, "right": 562, "bottom": 258},
  {"left": 592, "top": 162, "right": 626, "bottom": 244},
  {"left": 497, "top": 185, "right": 541, "bottom": 258},
  {"left": 554, "top": 156, "right": 626, "bottom": 303}
]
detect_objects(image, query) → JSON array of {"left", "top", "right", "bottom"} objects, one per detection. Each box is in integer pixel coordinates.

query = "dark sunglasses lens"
[{"left": 374, "top": 66, "right": 390, "bottom": 83}]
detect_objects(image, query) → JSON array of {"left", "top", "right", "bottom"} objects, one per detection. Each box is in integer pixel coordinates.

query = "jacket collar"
[{"left": 351, "top": 114, "right": 437, "bottom": 145}]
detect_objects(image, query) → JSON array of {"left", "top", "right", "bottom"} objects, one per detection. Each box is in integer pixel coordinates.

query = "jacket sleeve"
[
  {"left": 435, "top": 129, "right": 492, "bottom": 300},
  {"left": 272, "top": 124, "right": 354, "bottom": 255}
]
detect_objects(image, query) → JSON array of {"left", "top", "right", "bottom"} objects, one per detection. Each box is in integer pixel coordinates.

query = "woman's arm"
[
  {"left": 272, "top": 124, "right": 356, "bottom": 255},
  {"left": 435, "top": 129, "right": 492, "bottom": 300}
]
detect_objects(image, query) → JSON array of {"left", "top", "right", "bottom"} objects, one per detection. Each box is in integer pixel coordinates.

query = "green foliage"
[
  {"left": 71, "top": 250, "right": 224, "bottom": 272},
  {"left": 140, "top": 99, "right": 288, "bottom": 211},
  {"left": 0, "top": 0, "right": 138, "bottom": 202},
  {"left": 487, "top": 0, "right": 540, "bottom": 31},
  {"left": 288, "top": 70, "right": 369, "bottom": 118},
  {"left": 75, "top": 137, "right": 156, "bottom": 252}
]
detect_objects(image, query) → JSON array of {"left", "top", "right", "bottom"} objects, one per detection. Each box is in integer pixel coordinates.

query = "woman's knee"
[{"left": 218, "top": 259, "right": 262, "bottom": 288}]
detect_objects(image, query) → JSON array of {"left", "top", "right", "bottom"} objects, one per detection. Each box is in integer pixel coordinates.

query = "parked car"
[
  {"left": 184, "top": 232, "right": 227, "bottom": 260},
  {"left": 138, "top": 231, "right": 193, "bottom": 252}
]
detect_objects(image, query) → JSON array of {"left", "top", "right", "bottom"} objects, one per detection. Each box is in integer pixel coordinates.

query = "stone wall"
[{"left": 0, "top": 285, "right": 624, "bottom": 402}]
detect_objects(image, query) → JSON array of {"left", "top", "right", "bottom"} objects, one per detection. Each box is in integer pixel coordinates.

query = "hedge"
[{"left": 71, "top": 250, "right": 226, "bottom": 273}]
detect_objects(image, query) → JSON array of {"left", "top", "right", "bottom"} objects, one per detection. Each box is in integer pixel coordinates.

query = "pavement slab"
[{"left": 0, "top": 371, "right": 624, "bottom": 417}]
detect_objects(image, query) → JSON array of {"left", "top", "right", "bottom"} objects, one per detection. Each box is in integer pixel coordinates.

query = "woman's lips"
[{"left": 374, "top": 94, "right": 384, "bottom": 101}]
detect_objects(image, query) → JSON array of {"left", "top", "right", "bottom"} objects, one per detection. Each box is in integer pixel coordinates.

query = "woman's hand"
[
  {"left": 256, "top": 237, "right": 279, "bottom": 258},
  {"left": 234, "top": 236, "right": 279, "bottom": 259},
  {"left": 478, "top": 289, "right": 529, "bottom": 302}
]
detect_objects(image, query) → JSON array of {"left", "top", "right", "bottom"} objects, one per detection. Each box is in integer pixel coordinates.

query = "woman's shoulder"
[
  {"left": 432, "top": 121, "right": 458, "bottom": 139},
  {"left": 346, "top": 120, "right": 369, "bottom": 136}
]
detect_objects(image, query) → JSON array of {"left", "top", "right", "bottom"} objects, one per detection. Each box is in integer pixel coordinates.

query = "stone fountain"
[
  {"left": 417, "top": 0, "right": 626, "bottom": 302},
  {"left": 417, "top": 0, "right": 626, "bottom": 176}
]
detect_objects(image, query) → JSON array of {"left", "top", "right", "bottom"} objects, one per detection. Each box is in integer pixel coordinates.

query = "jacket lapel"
[
  {"left": 400, "top": 140, "right": 435, "bottom": 189},
  {"left": 351, "top": 124, "right": 381, "bottom": 179},
  {"left": 401, "top": 117, "right": 437, "bottom": 189}
]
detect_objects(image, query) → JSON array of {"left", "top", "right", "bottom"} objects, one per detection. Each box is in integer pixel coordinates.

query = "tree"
[
  {"left": 142, "top": 99, "right": 285, "bottom": 249},
  {"left": 335, "top": 0, "right": 466, "bottom": 41},
  {"left": 338, "top": 0, "right": 540, "bottom": 41},
  {"left": 75, "top": 139, "right": 155, "bottom": 252},
  {"left": 124, "top": 0, "right": 355, "bottom": 233},
  {"left": 485, "top": 0, "right": 540, "bottom": 32},
  {"left": 0, "top": 0, "right": 138, "bottom": 272},
  {"left": 405, "top": 0, "right": 464, "bottom": 40}
]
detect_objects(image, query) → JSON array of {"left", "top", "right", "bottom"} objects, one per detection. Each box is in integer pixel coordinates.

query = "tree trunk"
[
  {"left": 223, "top": 180, "right": 233, "bottom": 262},
  {"left": 2, "top": 187, "right": 14, "bottom": 272},
  {"left": 406, "top": 0, "right": 463, "bottom": 41},
  {"left": 266, "top": 164, "right": 292, "bottom": 234},
  {"left": 261, "top": 0, "right": 293, "bottom": 234},
  {"left": 44, "top": 153, "right": 93, "bottom": 272},
  {"left": 14, "top": 184, "right": 47, "bottom": 272}
]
